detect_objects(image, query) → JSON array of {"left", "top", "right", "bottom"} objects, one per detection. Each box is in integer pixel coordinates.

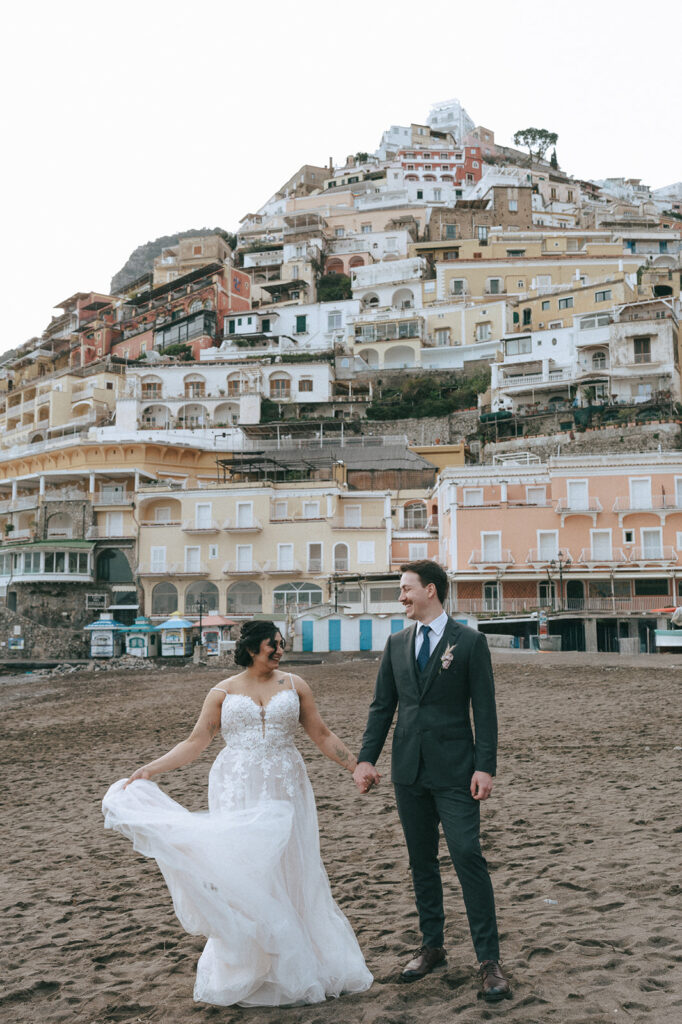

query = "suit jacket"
[{"left": 358, "top": 617, "right": 497, "bottom": 787}]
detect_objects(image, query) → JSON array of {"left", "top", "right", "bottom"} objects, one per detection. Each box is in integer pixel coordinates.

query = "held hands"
[
  {"left": 353, "top": 761, "right": 381, "bottom": 794},
  {"left": 470, "top": 770, "right": 494, "bottom": 801},
  {"left": 123, "top": 766, "right": 154, "bottom": 789}
]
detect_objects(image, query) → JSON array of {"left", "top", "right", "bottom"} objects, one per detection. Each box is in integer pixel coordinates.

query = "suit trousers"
[{"left": 393, "top": 769, "right": 500, "bottom": 962}]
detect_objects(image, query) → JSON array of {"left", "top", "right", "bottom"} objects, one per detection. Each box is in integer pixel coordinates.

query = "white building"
[{"left": 426, "top": 98, "right": 475, "bottom": 144}]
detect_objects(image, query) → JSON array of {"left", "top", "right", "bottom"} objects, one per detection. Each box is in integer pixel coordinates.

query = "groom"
[{"left": 353, "top": 560, "right": 511, "bottom": 1002}]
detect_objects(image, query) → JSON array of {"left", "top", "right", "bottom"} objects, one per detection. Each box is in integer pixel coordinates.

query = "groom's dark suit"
[{"left": 358, "top": 616, "right": 500, "bottom": 961}]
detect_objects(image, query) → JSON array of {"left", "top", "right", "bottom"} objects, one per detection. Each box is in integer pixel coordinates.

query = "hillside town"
[{"left": 2, "top": 97, "right": 681, "bottom": 658}]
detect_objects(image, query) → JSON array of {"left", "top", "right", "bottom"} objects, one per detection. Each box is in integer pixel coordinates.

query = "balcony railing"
[
  {"left": 136, "top": 561, "right": 208, "bottom": 575},
  {"left": 222, "top": 517, "right": 263, "bottom": 532},
  {"left": 307, "top": 559, "right": 323, "bottom": 572},
  {"left": 330, "top": 517, "right": 385, "bottom": 530},
  {"left": 262, "top": 560, "right": 303, "bottom": 574},
  {"left": 455, "top": 595, "right": 675, "bottom": 616},
  {"left": 627, "top": 546, "right": 678, "bottom": 563},
  {"left": 498, "top": 370, "right": 573, "bottom": 389},
  {"left": 613, "top": 494, "right": 682, "bottom": 512},
  {"left": 468, "top": 549, "right": 516, "bottom": 566},
  {"left": 555, "top": 497, "right": 603, "bottom": 514},
  {"left": 577, "top": 548, "right": 628, "bottom": 564},
  {"left": 46, "top": 528, "right": 73, "bottom": 539},
  {"left": 86, "top": 526, "right": 135, "bottom": 540},
  {"left": 222, "top": 561, "right": 264, "bottom": 575},
  {"left": 526, "top": 548, "right": 574, "bottom": 564},
  {"left": 140, "top": 519, "right": 182, "bottom": 528},
  {"left": 0, "top": 495, "right": 39, "bottom": 512},
  {"left": 334, "top": 561, "right": 349, "bottom": 572},
  {"left": 182, "top": 519, "right": 220, "bottom": 533},
  {"left": 93, "top": 491, "right": 134, "bottom": 506},
  {"left": 44, "top": 488, "right": 88, "bottom": 501}
]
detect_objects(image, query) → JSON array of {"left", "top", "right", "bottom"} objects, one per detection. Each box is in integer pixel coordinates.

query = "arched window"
[
  {"left": 362, "top": 293, "right": 379, "bottom": 308},
  {"left": 326, "top": 258, "right": 344, "bottom": 275},
  {"left": 334, "top": 543, "right": 349, "bottom": 572},
  {"left": 46, "top": 512, "right": 73, "bottom": 539},
  {"left": 185, "top": 581, "right": 220, "bottom": 615},
  {"left": 404, "top": 502, "right": 427, "bottom": 528},
  {"left": 184, "top": 374, "right": 206, "bottom": 398},
  {"left": 269, "top": 374, "right": 291, "bottom": 399},
  {"left": 273, "top": 582, "right": 323, "bottom": 614},
  {"left": 96, "top": 549, "right": 133, "bottom": 582},
  {"left": 348, "top": 256, "right": 365, "bottom": 269},
  {"left": 226, "top": 581, "right": 262, "bottom": 616},
  {"left": 152, "top": 582, "right": 178, "bottom": 615},
  {"left": 189, "top": 299, "right": 203, "bottom": 313},
  {"left": 141, "top": 375, "right": 162, "bottom": 400},
  {"left": 592, "top": 351, "right": 607, "bottom": 370}
]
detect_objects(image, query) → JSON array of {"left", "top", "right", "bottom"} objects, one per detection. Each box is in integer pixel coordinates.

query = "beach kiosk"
[
  {"left": 125, "top": 616, "right": 160, "bottom": 658},
  {"left": 85, "top": 613, "right": 127, "bottom": 658},
  {"left": 199, "top": 615, "right": 237, "bottom": 656},
  {"left": 158, "top": 613, "right": 197, "bottom": 657}
]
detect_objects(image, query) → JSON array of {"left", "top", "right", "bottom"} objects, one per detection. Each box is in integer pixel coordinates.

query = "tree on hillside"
[{"left": 513, "top": 127, "right": 559, "bottom": 166}]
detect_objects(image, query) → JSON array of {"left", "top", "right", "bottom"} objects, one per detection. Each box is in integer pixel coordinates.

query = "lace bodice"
[
  {"left": 220, "top": 690, "right": 300, "bottom": 752},
  {"left": 208, "top": 685, "right": 305, "bottom": 809}
]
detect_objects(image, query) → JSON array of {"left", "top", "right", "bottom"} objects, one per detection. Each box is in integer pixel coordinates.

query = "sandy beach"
[{"left": 1, "top": 651, "right": 681, "bottom": 1024}]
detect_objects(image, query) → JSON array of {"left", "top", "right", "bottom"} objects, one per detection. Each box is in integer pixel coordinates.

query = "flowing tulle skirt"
[{"left": 102, "top": 778, "right": 373, "bottom": 1006}]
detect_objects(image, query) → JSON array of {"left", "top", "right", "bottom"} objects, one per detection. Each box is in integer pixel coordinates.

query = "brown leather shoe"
[
  {"left": 478, "top": 960, "right": 512, "bottom": 1001},
  {"left": 400, "top": 946, "right": 446, "bottom": 982}
]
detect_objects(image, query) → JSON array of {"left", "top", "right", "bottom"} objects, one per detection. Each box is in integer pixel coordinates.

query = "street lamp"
[{"left": 549, "top": 550, "right": 572, "bottom": 611}]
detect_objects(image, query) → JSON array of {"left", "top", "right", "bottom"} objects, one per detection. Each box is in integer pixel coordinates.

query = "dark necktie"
[{"left": 416, "top": 624, "right": 431, "bottom": 672}]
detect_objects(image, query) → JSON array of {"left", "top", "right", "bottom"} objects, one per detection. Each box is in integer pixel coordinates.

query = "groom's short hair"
[{"left": 400, "top": 559, "right": 448, "bottom": 604}]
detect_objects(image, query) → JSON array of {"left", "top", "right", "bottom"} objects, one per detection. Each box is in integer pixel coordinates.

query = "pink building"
[{"left": 434, "top": 452, "right": 682, "bottom": 651}]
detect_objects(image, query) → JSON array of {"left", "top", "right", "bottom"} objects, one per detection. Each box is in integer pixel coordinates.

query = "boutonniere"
[{"left": 440, "top": 643, "right": 455, "bottom": 672}]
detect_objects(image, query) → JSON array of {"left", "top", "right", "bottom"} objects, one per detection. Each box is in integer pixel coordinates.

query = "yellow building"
[{"left": 136, "top": 481, "right": 392, "bottom": 620}]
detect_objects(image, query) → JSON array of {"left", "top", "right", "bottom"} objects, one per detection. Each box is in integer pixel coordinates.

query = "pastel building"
[
  {"left": 435, "top": 451, "right": 682, "bottom": 652},
  {"left": 135, "top": 480, "right": 393, "bottom": 622}
]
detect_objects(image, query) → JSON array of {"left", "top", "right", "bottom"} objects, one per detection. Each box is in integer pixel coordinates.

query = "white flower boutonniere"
[{"left": 440, "top": 643, "right": 455, "bottom": 672}]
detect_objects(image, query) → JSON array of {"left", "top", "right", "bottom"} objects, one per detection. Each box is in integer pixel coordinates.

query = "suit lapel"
[
  {"left": 419, "top": 617, "right": 461, "bottom": 701},
  {"left": 403, "top": 623, "right": 420, "bottom": 695}
]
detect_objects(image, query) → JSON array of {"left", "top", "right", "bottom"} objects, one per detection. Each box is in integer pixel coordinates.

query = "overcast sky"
[{"left": 1, "top": 0, "right": 680, "bottom": 355}]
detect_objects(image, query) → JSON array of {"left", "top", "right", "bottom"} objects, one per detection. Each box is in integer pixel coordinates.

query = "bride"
[{"left": 102, "top": 620, "right": 373, "bottom": 1007}]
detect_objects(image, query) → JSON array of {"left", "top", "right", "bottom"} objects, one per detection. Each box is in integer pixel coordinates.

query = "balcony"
[
  {"left": 330, "top": 517, "right": 385, "bottom": 530},
  {"left": 86, "top": 526, "right": 135, "bottom": 540},
  {"left": 44, "top": 488, "right": 88, "bottom": 502},
  {"left": 140, "top": 519, "right": 182, "bottom": 528},
  {"left": 182, "top": 519, "right": 221, "bottom": 533},
  {"left": 554, "top": 496, "right": 603, "bottom": 526},
  {"left": 577, "top": 547, "right": 628, "bottom": 565},
  {"left": 627, "top": 546, "right": 678, "bottom": 564},
  {"left": 307, "top": 559, "right": 323, "bottom": 573},
  {"left": 454, "top": 595, "right": 676, "bottom": 617},
  {"left": 468, "top": 549, "right": 516, "bottom": 568},
  {"left": 46, "top": 528, "right": 74, "bottom": 539},
  {"left": 262, "top": 560, "right": 303, "bottom": 574},
  {"left": 242, "top": 251, "right": 284, "bottom": 269},
  {"left": 526, "top": 548, "right": 574, "bottom": 565},
  {"left": 136, "top": 561, "right": 209, "bottom": 576},
  {"left": 3, "top": 528, "right": 33, "bottom": 541},
  {"left": 613, "top": 494, "right": 682, "bottom": 525},
  {"left": 0, "top": 495, "right": 40, "bottom": 513},
  {"left": 498, "top": 369, "right": 574, "bottom": 390},
  {"left": 222, "top": 517, "right": 263, "bottom": 532},
  {"left": 222, "top": 561, "right": 264, "bottom": 575},
  {"left": 93, "top": 491, "right": 135, "bottom": 506}
]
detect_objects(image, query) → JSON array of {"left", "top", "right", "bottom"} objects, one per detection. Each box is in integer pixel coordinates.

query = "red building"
[{"left": 59, "top": 263, "right": 252, "bottom": 366}]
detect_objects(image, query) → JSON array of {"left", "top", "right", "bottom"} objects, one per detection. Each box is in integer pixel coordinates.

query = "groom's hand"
[
  {"left": 470, "top": 771, "right": 494, "bottom": 801},
  {"left": 353, "top": 761, "right": 381, "bottom": 794}
]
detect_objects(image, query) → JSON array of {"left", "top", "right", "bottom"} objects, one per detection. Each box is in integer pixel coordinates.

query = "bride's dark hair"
[{"left": 234, "top": 620, "right": 283, "bottom": 667}]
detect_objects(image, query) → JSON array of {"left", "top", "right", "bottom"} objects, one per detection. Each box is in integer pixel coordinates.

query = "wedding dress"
[{"left": 102, "top": 676, "right": 372, "bottom": 1006}]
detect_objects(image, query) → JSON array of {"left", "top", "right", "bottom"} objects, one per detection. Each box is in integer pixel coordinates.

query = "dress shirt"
[{"left": 414, "top": 609, "right": 448, "bottom": 661}]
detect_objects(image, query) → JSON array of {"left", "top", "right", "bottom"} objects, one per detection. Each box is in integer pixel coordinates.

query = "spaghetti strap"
[
  {"left": 288, "top": 673, "right": 296, "bottom": 691},
  {"left": 210, "top": 686, "right": 229, "bottom": 695}
]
